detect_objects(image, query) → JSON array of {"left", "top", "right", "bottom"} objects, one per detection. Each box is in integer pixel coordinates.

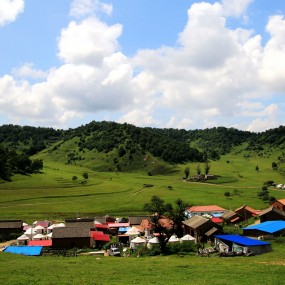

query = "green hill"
[{"left": 0, "top": 122, "right": 284, "bottom": 222}]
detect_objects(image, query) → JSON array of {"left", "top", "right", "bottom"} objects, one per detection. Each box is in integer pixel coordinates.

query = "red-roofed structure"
[
  {"left": 271, "top": 199, "right": 285, "bottom": 212},
  {"left": 211, "top": 217, "right": 223, "bottom": 225},
  {"left": 28, "top": 240, "right": 52, "bottom": 247},
  {"left": 235, "top": 205, "right": 257, "bottom": 221},
  {"left": 91, "top": 231, "right": 111, "bottom": 242},
  {"left": 107, "top": 223, "right": 130, "bottom": 228},
  {"left": 187, "top": 205, "right": 226, "bottom": 217},
  {"left": 91, "top": 231, "right": 111, "bottom": 248}
]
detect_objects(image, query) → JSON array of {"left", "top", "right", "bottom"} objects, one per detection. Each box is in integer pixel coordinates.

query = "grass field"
[
  {"left": 0, "top": 144, "right": 285, "bottom": 222},
  {"left": 1, "top": 238, "right": 285, "bottom": 285},
  {"left": 1, "top": 144, "right": 285, "bottom": 284}
]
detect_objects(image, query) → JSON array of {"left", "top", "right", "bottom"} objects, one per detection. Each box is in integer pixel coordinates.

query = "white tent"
[
  {"left": 24, "top": 228, "right": 37, "bottom": 238},
  {"left": 125, "top": 226, "right": 140, "bottom": 236},
  {"left": 130, "top": 237, "right": 146, "bottom": 249},
  {"left": 148, "top": 237, "right": 160, "bottom": 244},
  {"left": 34, "top": 225, "right": 45, "bottom": 234},
  {"left": 47, "top": 224, "right": 54, "bottom": 233},
  {"left": 169, "top": 234, "right": 180, "bottom": 243},
  {"left": 32, "top": 233, "right": 46, "bottom": 240},
  {"left": 47, "top": 223, "right": 65, "bottom": 233},
  {"left": 17, "top": 234, "right": 30, "bottom": 241},
  {"left": 46, "top": 232, "right": 53, "bottom": 239},
  {"left": 181, "top": 234, "right": 195, "bottom": 242},
  {"left": 17, "top": 234, "right": 30, "bottom": 245},
  {"left": 147, "top": 237, "right": 160, "bottom": 249}
]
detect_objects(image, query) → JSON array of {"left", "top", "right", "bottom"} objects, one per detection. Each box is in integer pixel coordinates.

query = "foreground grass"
[{"left": 1, "top": 241, "right": 285, "bottom": 285}]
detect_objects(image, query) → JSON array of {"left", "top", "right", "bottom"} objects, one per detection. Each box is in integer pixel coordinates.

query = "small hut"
[
  {"left": 180, "top": 234, "right": 195, "bottom": 243},
  {"left": 130, "top": 236, "right": 146, "bottom": 250},
  {"left": 147, "top": 237, "right": 160, "bottom": 249}
]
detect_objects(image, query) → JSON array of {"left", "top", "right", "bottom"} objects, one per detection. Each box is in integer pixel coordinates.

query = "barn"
[{"left": 215, "top": 234, "right": 272, "bottom": 255}]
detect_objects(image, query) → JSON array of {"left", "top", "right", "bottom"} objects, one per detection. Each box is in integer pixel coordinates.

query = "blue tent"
[
  {"left": 243, "top": 220, "right": 285, "bottom": 234},
  {"left": 4, "top": 246, "right": 42, "bottom": 256}
]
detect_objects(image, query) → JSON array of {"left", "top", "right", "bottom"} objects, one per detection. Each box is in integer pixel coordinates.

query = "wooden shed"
[
  {"left": 52, "top": 227, "right": 92, "bottom": 249},
  {"left": 259, "top": 206, "right": 285, "bottom": 223},
  {"left": 0, "top": 220, "right": 23, "bottom": 238},
  {"left": 183, "top": 216, "right": 222, "bottom": 242}
]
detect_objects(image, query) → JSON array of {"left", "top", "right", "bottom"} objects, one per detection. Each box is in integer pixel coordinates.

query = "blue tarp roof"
[
  {"left": 118, "top": 227, "right": 131, "bottom": 232},
  {"left": 4, "top": 246, "right": 42, "bottom": 256},
  {"left": 243, "top": 220, "right": 285, "bottom": 234},
  {"left": 215, "top": 235, "right": 270, "bottom": 246}
]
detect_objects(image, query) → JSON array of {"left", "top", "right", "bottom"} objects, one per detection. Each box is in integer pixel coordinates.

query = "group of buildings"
[{"left": 1, "top": 199, "right": 285, "bottom": 256}]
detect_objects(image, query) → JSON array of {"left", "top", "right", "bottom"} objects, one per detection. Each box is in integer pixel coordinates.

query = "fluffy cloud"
[
  {"left": 259, "top": 15, "right": 285, "bottom": 92},
  {"left": 12, "top": 63, "right": 47, "bottom": 80},
  {"left": 222, "top": 0, "right": 253, "bottom": 17},
  {"left": 70, "top": 0, "right": 112, "bottom": 18},
  {"left": 58, "top": 18, "right": 122, "bottom": 66},
  {"left": 0, "top": 0, "right": 24, "bottom": 27}
]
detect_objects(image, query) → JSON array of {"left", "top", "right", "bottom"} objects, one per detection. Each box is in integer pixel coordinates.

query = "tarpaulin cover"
[{"left": 4, "top": 246, "right": 42, "bottom": 256}]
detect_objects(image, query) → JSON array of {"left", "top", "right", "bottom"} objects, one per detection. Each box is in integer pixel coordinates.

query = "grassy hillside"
[{"left": 0, "top": 141, "right": 284, "bottom": 222}]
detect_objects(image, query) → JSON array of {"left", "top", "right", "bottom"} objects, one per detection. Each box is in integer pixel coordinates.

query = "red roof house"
[
  {"left": 91, "top": 231, "right": 111, "bottom": 249},
  {"left": 187, "top": 205, "right": 226, "bottom": 217},
  {"left": 271, "top": 199, "right": 285, "bottom": 212}
]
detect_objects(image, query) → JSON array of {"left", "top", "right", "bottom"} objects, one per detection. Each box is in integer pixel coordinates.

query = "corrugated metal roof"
[
  {"left": 4, "top": 246, "right": 42, "bottom": 256},
  {"left": 215, "top": 235, "right": 270, "bottom": 246},
  {"left": 0, "top": 220, "right": 23, "bottom": 229},
  {"left": 243, "top": 220, "right": 285, "bottom": 234},
  {"left": 183, "top": 216, "right": 209, "bottom": 228}
]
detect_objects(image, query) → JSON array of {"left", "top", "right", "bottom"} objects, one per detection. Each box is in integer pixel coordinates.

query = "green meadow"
[
  {"left": 1, "top": 239, "right": 285, "bottom": 285},
  {"left": 0, "top": 144, "right": 284, "bottom": 222},
  {"left": 1, "top": 144, "right": 285, "bottom": 284}
]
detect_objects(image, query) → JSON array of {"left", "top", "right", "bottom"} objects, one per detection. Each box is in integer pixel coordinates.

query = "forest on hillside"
[{"left": 0, "top": 122, "right": 284, "bottom": 180}]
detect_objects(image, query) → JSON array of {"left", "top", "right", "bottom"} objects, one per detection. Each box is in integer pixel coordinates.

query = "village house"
[
  {"left": 183, "top": 215, "right": 223, "bottom": 243},
  {"left": 0, "top": 220, "right": 23, "bottom": 237},
  {"left": 222, "top": 210, "right": 241, "bottom": 224},
  {"left": 214, "top": 234, "right": 272, "bottom": 255},
  {"left": 235, "top": 205, "right": 258, "bottom": 221},
  {"left": 243, "top": 220, "right": 285, "bottom": 238},
  {"left": 65, "top": 218, "right": 94, "bottom": 229},
  {"left": 271, "top": 199, "right": 285, "bottom": 212},
  {"left": 186, "top": 205, "right": 226, "bottom": 218},
  {"left": 52, "top": 227, "right": 92, "bottom": 249},
  {"left": 259, "top": 206, "right": 285, "bottom": 223}
]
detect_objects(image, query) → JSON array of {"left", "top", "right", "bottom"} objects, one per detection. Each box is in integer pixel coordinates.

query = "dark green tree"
[
  {"left": 196, "top": 164, "right": 201, "bottom": 176},
  {"left": 82, "top": 172, "right": 88, "bottom": 180},
  {"left": 184, "top": 166, "right": 190, "bottom": 179},
  {"left": 143, "top": 196, "right": 189, "bottom": 253},
  {"left": 204, "top": 162, "right": 211, "bottom": 176}
]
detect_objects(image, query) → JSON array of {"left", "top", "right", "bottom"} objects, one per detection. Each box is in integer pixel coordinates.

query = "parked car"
[{"left": 108, "top": 247, "right": 121, "bottom": 257}]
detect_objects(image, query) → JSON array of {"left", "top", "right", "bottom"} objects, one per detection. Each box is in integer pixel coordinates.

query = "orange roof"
[
  {"left": 235, "top": 205, "right": 255, "bottom": 213},
  {"left": 188, "top": 205, "right": 226, "bottom": 212},
  {"left": 277, "top": 199, "right": 285, "bottom": 205}
]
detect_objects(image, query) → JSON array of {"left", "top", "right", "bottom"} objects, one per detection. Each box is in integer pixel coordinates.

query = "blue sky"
[{"left": 0, "top": 0, "right": 284, "bottom": 131}]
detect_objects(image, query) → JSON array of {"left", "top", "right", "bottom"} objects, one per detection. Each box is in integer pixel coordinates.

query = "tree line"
[{"left": 0, "top": 144, "right": 43, "bottom": 181}]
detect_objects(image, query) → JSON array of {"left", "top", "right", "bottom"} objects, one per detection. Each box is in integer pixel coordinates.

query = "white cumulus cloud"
[{"left": 0, "top": 0, "right": 24, "bottom": 27}]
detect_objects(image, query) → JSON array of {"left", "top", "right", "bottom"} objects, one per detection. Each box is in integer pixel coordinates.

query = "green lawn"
[{"left": 1, "top": 239, "right": 285, "bottom": 285}]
